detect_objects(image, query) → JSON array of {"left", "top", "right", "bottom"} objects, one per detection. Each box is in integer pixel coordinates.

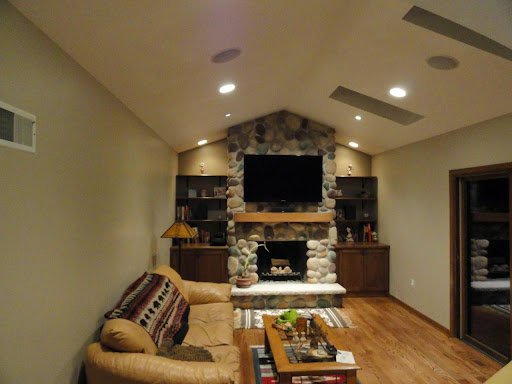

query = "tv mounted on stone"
[{"left": 244, "top": 155, "right": 322, "bottom": 203}]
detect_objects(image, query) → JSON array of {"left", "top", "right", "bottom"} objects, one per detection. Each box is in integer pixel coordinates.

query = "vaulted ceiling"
[{"left": 10, "top": 0, "right": 512, "bottom": 154}]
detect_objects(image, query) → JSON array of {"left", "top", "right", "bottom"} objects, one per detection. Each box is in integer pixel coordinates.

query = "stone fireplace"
[{"left": 226, "top": 110, "right": 338, "bottom": 284}]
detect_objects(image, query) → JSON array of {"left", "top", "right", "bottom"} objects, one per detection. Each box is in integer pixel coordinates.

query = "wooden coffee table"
[{"left": 262, "top": 315, "right": 360, "bottom": 384}]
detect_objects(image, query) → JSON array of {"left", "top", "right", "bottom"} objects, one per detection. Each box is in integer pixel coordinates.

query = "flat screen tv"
[{"left": 244, "top": 155, "right": 322, "bottom": 202}]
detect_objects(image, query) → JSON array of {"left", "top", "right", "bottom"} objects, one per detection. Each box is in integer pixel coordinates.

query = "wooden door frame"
[{"left": 449, "top": 162, "right": 512, "bottom": 358}]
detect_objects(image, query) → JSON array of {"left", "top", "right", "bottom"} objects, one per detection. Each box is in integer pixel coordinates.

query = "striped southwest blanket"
[{"left": 108, "top": 273, "right": 189, "bottom": 346}]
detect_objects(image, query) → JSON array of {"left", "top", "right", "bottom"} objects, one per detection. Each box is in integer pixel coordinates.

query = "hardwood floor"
[{"left": 234, "top": 297, "right": 504, "bottom": 384}]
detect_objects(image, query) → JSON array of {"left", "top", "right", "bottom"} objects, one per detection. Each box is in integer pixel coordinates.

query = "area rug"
[
  {"left": 252, "top": 345, "right": 361, "bottom": 384},
  {"left": 234, "top": 308, "right": 356, "bottom": 329}
]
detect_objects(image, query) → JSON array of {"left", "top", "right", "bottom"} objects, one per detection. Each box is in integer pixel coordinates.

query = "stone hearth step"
[{"left": 231, "top": 282, "right": 346, "bottom": 309}]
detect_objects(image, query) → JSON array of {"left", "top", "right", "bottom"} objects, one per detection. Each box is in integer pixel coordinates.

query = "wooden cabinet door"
[
  {"left": 364, "top": 248, "right": 389, "bottom": 292},
  {"left": 195, "top": 249, "right": 229, "bottom": 283},
  {"left": 338, "top": 249, "right": 364, "bottom": 292},
  {"left": 178, "top": 249, "right": 197, "bottom": 281}
]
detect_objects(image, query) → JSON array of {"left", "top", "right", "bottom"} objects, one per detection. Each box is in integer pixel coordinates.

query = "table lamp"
[{"left": 161, "top": 220, "right": 197, "bottom": 272}]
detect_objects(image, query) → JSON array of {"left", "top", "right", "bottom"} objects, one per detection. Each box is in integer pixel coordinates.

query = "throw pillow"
[
  {"left": 107, "top": 273, "right": 189, "bottom": 346},
  {"left": 157, "top": 339, "right": 213, "bottom": 362}
]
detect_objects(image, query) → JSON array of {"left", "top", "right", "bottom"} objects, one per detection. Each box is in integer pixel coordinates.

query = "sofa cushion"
[
  {"left": 183, "top": 321, "right": 234, "bottom": 347},
  {"left": 188, "top": 302, "right": 234, "bottom": 325},
  {"left": 183, "top": 281, "right": 231, "bottom": 305},
  {"left": 107, "top": 273, "right": 189, "bottom": 346}
]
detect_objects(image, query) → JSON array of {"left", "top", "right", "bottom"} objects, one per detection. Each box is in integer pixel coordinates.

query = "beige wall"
[
  {"left": 334, "top": 143, "right": 371, "bottom": 176},
  {"left": 178, "top": 139, "right": 228, "bottom": 175},
  {"left": 373, "top": 113, "right": 512, "bottom": 328},
  {"left": 0, "top": 2, "right": 177, "bottom": 383},
  {"left": 178, "top": 139, "right": 371, "bottom": 177}
]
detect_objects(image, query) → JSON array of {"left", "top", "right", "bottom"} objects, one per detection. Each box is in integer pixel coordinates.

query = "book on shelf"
[{"left": 176, "top": 205, "right": 191, "bottom": 220}]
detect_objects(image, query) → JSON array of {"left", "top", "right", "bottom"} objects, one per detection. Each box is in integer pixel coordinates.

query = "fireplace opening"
[{"left": 256, "top": 241, "right": 308, "bottom": 281}]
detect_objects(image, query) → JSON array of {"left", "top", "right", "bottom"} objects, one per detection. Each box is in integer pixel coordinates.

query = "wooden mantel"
[{"left": 234, "top": 212, "right": 334, "bottom": 223}]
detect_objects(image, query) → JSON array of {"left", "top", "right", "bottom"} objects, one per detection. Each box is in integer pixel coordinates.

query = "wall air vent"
[
  {"left": 329, "top": 86, "right": 424, "bottom": 125},
  {"left": 0, "top": 100, "right": 36, "bottom": 153}
]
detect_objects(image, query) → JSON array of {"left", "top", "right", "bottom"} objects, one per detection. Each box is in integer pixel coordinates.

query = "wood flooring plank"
[{"left": 235, "top": 297, "right": 504, "bottom": 384}]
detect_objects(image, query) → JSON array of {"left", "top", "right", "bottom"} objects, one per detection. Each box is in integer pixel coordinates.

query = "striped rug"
[{"left": 234, "top": 308, "right": 356, "bottom": 329}]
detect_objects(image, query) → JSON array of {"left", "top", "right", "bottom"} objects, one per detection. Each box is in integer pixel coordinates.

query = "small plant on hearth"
[{"left": 241, "top": 241, "right": 269, "bottom": 278}]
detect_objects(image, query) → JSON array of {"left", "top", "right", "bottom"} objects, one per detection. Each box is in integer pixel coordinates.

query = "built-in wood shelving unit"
[{"left": 471, "top": 212, "right": 509, "bottom": 223}]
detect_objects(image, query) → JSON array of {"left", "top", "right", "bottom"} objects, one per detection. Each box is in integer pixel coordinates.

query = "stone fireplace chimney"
[{"left": 226, "top": 110, "right": 338, "bottom": 284}]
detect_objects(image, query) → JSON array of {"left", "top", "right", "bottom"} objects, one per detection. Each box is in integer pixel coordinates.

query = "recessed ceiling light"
[
  {"left": 225, "top": 113, "right": 231, "bottom": 117},
  {"left": 198, "top": 139, "right": 208, "bottom": 146},
  {"left": 211, "top": 48, "right": 242, "bottom": 64},
  {"left": 355, "top": 115, "right": 362, "bottom": 120},
  {"left": 349, "top": 142, "right": 359, "bottom": 148},
  {"left": 219, "top": 84, "right": 235, "bottom": 94},
  {"left": 390, "top": 87, "right": 406, "bottom": 97}
]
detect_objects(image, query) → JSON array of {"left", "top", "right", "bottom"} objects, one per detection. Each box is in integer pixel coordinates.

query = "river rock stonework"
[{"left": 226, "top": 110, "right": 338, "bottom": 284}]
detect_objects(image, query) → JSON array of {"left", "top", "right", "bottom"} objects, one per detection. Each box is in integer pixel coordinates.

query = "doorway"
[{"left": 450, "top": 163, "right": 512, "bottom": 363}]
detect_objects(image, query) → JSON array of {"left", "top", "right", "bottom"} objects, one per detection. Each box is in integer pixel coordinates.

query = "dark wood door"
[
  {"left": 338, "top": 249, "right": 364, "bottom": 292},
  {"left": 364, "top": 248, "right": 389, "bottom": 291},
  {"left": 450, "top": 163, "right": 512, "bottom": 363}
]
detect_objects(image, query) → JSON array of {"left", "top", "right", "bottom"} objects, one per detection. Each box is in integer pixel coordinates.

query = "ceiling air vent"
[
  {"left": 403, "top": 6, "right": 512, "bottom": 63},
  {"left": 329, "top": 86, "right": 424, "bottom": 125},
  {"left": 0, "top": 100, "right": 36, "bottom": 153}
]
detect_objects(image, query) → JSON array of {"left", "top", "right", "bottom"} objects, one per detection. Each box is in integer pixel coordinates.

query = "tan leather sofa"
[
  {"left": 85, "top": 265, "right": 240, "bottom": 384},
  {"left": 485, "top": 361, "right": 512, "bottom": 383}
]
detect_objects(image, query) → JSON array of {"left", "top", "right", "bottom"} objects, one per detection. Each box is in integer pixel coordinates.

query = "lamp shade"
[{"left": 161, "top": 221, "right": 197, "bottom": 239}]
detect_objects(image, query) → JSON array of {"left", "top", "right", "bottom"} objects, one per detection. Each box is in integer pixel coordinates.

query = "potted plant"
[{"left": 236, "top": 241, "right": 268, "bottom": 288}]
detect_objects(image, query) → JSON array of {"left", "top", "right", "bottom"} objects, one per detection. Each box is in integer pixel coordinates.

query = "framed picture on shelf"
[
  {"left": 188, "top": 189, "right": 197, "bottom": 198},
  {"left": 213, "top": 186, "right": 226, "bottom": 197}
]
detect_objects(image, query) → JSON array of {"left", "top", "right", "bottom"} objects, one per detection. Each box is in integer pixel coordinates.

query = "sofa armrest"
[
  {"left": 86, "top": 343, "right": 235, "bottom": 384},
  {"left": 183, "top": 281, "right": 231, "bottom": 305},
  {"left": 485, "top": 361, "right": 512, "bottom": 383}
]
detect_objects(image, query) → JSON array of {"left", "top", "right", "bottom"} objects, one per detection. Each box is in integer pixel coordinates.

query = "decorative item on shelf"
[
  {"left": 161, "top": 220, "right": 197, "bottom": 271},
  {"left": 363, "top": 211, "right": 369, "bottom": 219},
  {"left": 213, "top": 186, "right": 226, "bottom": 197},
  {"left": 210, "top": 232, "right": 226, "bottom": 246},
  {"left": 372, "top": 231, "right": 378, "bottom": 242},
  {"left": 345, "top": 227, "right": 354, "bottom": 242},
  {"left": 199, "top": 162, "right": 205, "bottom": 174},
  {"left": 236, "top": 241, "right": 269, "bottom": 288},
  {"left": 200, "top": 188, "right": 208, "bottom": 197},
  {"left": 336, "top": 189, "right": 343, "bottom": 197},
  {"left": 336, "top": 209, "right": 345, "bottom": 220},
  {"left": 347, "top": 163, "right": 353, "bottom": 176},
  {"left": 188, "top": 189, "right": 197, "bottom": 198}
]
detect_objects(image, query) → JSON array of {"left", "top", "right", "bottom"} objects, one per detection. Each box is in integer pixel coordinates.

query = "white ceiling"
[{"left": 10, "top": 0, "right": 512, "bottom": 155}]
